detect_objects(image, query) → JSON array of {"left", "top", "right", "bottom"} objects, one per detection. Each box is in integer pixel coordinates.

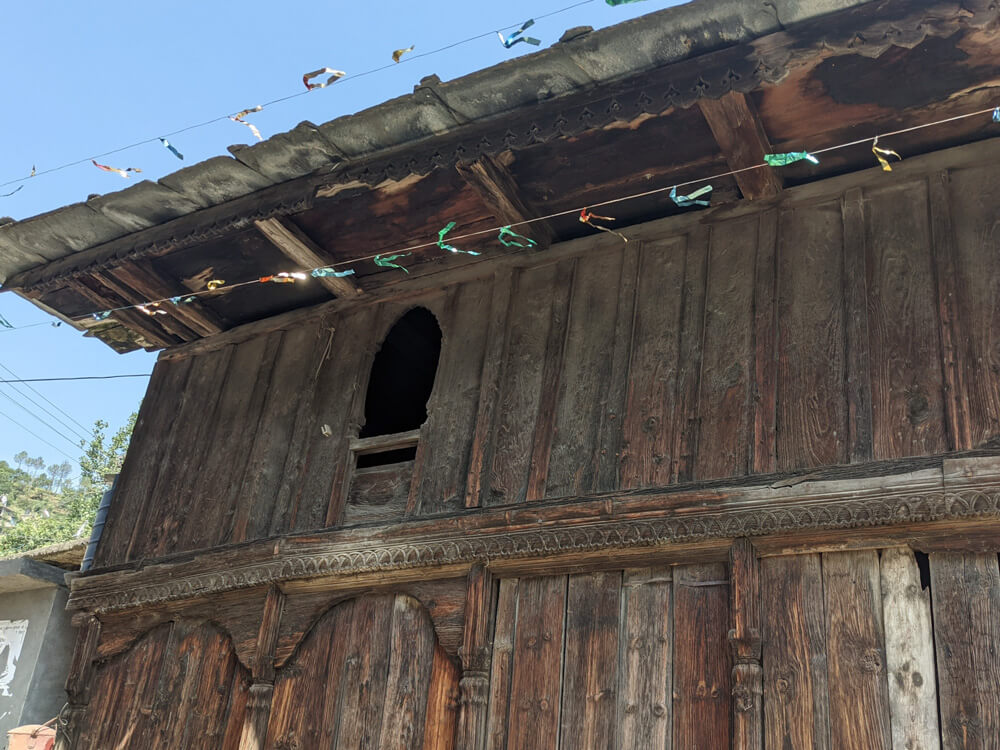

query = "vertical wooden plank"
[
  {"left": 413, "top": 280, "right": 492, "bottom": 514},
  {"left": 466, "top": 270, "right": 514, "bottom": 508},
  {"left": 761, "top": 554, "right": 830, "bottom": 750},
  {"left": 559, "top": 572, "right": 621, "bottom": 750},
  {"left": 776, "top": 201, "right": 848, "bottom": 470},
  {"left": 458, "top": 566, "right": 496, "bottom": 750},
  {"left": 932, "top": 167, "right": 985, "bottom": 449},
  {"left": 695, "top": 216, "right": 757, "bottom": 480},
  {"left": 930, "top": 552, "right": 1000, "bottom": 750},
  {"left": 594, "top": 242, "right": 640, "bottom": 492},
  {"left": 822, "top": 550, "right": 891, "bottom": 750},
  {"left": 546, "top": 249, "right": 623, "bottom": 498},
  {"left": 94, "top": 356, "right": 192, "bottom": 566},
  {"left": 486, "top": 264, "right": 559, "bottom": 506},
  {"left": 673, "top": 563, "right": 731, "bottom": 750},
  {"left": 378, "top": 595, "right": 439, "bottom": 749},
  {"left": 290, "top": 305, "right": 377, "bottom": 531},
  {"left": 842, "top": 187, "right": 875, "bottom": 463},
  {"left": 336, "top": 595, "right": 395, "bottom": 749},
  {"left": 620, "top": 236, "right": 687, "bottom": 489},
  {"left": 750, "top": 209, "right": 778, "bottom": 475},
  {"left": 619, "top": 568, "right": 672, "bottom": 750},
  {"left": 526, "top": 259, "right": 576, "bottom": 501},
  {"left": 729, "top": 540, "right": 762, "bottom": 750},
  {"left": 424, "top": 645, "right": 461, "bottom": 750},
  {"left": 506, "top": 576, "right": 568, "bottom": 750},
  {"left": 485, "top": 578, "right": 519, "bottom": 750},
  {"left": 864, "top": 181, "right": 947, "bottom": 459},
  {"left": 671, "top": 227, "right": 710, "bottom": 483},
  {"left": 879, "top": 548, "right": 940, "bottom": 750}
]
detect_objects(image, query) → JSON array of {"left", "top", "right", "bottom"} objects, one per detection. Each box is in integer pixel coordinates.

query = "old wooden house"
[{"left": 1, "top": 0, "right": 999, "bottom": 747}]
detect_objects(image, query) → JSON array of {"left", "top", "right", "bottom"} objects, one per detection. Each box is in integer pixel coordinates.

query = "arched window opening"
[{"left": 356, "top": 307, "right": 441, "bottom": 468}]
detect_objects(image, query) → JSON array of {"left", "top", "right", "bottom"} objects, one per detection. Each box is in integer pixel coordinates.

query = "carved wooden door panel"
[{"left": 265, "top": 593, "right": 458, "bottom": 750}]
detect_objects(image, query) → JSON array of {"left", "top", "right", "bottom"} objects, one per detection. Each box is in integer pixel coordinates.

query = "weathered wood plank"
[
  {"left": 930, "top": 552, "right": 1000, "bottom": 750},
  {"left": 695, "top": 216, "right": 756, "bottom": 480},
  {"left": 526, "top": 259, "right": 576, "bottom": 501},
  {"left": 822, "top": 550, "right": 891, "bottom": 750},
  {"left": 864, "top": 181, "right": 947, "bottom": 459},
  {"left": 729, "top": 539, "right": 762, "bottom": 750},
  {"left": 487, "top": 264, "right": 559, "bottom": 506},
  {"left": 254, "top": 215, "right": 363, "bottom": 298},
  {"left": 335, "top": 596, "right": 395, "bottom": 749},
  {"left": 776, "top": 201, "right": 847, "bottom": 470},
  {"left": 466, "top": 269, "right": 514, "bottom": 508},
  {"left": 424, "top": 645, "right": 461, "bottom": 750},
  {"left": 841, "top": 187, "right": 874, "bottom": 463},
  {"left": 379, "top": 595, "right": 438, "bottom": 749},
  {"left": 485, "top": 578, "right": 519, "bottom": 750},
  {"left": 621, "top": 237, "right": 687, "bottom": 489},
  {"left": 546, "top": 250, "right": 622, "bottom": 498},
  {"left": 344, "top": 462, "right": 413, "bottom": 525},
  {"left": 619, "top": 568, "right": 672, "bottom": 750},
  {"left": 750, "top": 209, "right": 778, "bottom": 475},
  {"left": 506, "top": 575, "right": 567, "bottom": 750},
  {"left": 413, "top": 280, "right": 492, "bottom": 514},
  {"left": 457, "top": 565, "right": 495, "bottom": 750},
  {"left": 879, "top": 547, "right": 940, "bottom": 750},
  {"left": 456, "top": 155, "right": 555, "bottom": 247},
  {"left": 108, "top": 259, "right": 224, "bottom": 336},
  {"left": 673, "top": 563, "right": 730, "bottom": 749},
  {"left": 761, "top": 553, "right": 830, "bottom": 750},
  {"left": 559, "top": 571, "right": 621, "bottom": 749}
]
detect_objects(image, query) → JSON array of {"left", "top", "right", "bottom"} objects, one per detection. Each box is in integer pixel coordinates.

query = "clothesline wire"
[{"left": 0, "top": 0, "right": 597, "bottom": 190}]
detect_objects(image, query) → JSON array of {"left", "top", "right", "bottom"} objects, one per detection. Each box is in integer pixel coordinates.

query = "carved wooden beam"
[
  {"left": 729, "top": 538, "right": 763, "bottom": 750},
  {"left": 238, "top": 586, "right": 285, "bottom": 750},
  {"left": 67, "top": 278, "right": 178, "bottom": 350},
  {"left": 106, "top": 260, "right": 224, "bottom": 337},
  {"left": 697, "top": 92, "right": 782, "bottom": 200},
  {"left": 254, "top": 216, "right": 363, "bottom": 299},
  {"left": 456, "top": 155, "right": 555, "bottom": 248},
  {"left": 457, "top": 565, "right": 495, "bottom": 750}
]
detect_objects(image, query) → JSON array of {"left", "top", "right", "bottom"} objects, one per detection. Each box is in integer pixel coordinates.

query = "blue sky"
[{"left": 0, "top": 0, "right": 678, "bottom": 476}]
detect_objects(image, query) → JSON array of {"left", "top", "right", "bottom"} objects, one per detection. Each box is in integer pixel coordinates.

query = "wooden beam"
[
  {"left": 107, "top": 261, "right": 224, "bottom": 337},
  {"left": 254, "top": 216, "right": 363, "bottom": 299},
  {"left": 67, "top": 277, "right": 177, "bottom": 349},
  {"left": 729, "top": 538, "right": 763, "bottom": 750},
  {"left": 456, "top": 154, "right": 555, "bottom": 247},
  {"left": 698, "top": 92, "right": 782, "bottom": 200}
]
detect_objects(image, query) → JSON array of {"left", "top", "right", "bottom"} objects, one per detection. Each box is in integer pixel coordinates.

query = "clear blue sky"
[{"left": 0, "top": 0, "right": 678, "bottom": 477}]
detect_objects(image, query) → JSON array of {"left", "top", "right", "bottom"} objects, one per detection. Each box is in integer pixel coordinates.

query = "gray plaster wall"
[{"left": 0, "top": 585, "right": 74, "bottom": 744}]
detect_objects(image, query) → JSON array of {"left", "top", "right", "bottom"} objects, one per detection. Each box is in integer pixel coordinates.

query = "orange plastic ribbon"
[
  {"left": 92, "top": 160, "right": 142, "bottom": 178},
  {"left": 579, "top": 208, "right": 628, "bottom": 242}
]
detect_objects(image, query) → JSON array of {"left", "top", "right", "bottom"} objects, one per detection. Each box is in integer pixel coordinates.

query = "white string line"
[
  {"left": 0, "top": 0, "right": 598, "bottom": 190},
  {"left": 4, "top": 101, "right": 994, "bottom": 329}
]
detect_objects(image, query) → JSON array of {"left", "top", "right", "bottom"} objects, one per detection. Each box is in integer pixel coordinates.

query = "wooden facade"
[{"left": 1, "top": 1, "right": 999, "bottom": 747}]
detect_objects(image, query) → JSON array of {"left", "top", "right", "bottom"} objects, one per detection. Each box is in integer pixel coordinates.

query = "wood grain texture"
[
  {"left": 761, "top": 554, "right": 831, "bottom": 750},
  {"left": 620, "top": 237, "right": 687, "bottom": 489},
  {"left": 485, "top": 578, "right": 519, "bottom": 750},
  {"left": 822, "top": 550, "right": 891, "bottom": 750},
  {"left": 619, "top": 568, "right": 672, "bottom": 750},
  {"left": 695, "top": 216, "right": 757, "bottom": 480},
  {"left": 672, "top": 563, "right": 731, "bottom": 750},
  {"left": 254, "top": 216, "right": 363, "bottom": 298},
  {"left": 729, "top": 539, "right": 762, "bottom": 750},
  {"left": 776, "top": 201, "right": 848, "bottom": 470},
  {"left": 879, "top": 547, "right": 940, "bottom": 750},
  {"left": 546, "top": 250, "right": 622, "bottom": 498},
  {"left": 864, "top": 182, "right": 947, "bottom": 459},
  {"left": 559, "top": 571, "right": 621, "bottom": 750},
  {"left": 506, "top": 575, "right": 568, "bottom": 750},
  {"left": 930, "top": 552, "right": 1000, "bottom": 750},
  {"left": 751, "top": 209, "right": 778, "bottom": 475},
  {"left": 424, "top": 645, "right": 461, "bottom": 750},
  {"left": 841, "top": 187, "right": 874, "bottom": 463}
]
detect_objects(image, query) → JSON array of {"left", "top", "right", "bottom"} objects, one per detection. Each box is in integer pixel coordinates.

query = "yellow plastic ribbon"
[
  {"left": 392, "top": 46, "right": 414, "bottom": 63},
  {"left": 206, "top": 279, "right": 226, "bottom": 291},
  {"left": 872, "top": 136, "right": 901, "bottom": 172}
]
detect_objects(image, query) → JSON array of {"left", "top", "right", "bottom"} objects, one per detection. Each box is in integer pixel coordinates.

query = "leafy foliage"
[{"left": 0, "top": 414, "right": 138, "bottom": 557}]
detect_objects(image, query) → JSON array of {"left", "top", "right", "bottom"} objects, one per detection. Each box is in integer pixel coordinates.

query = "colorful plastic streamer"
[
  {"left": 579, "top": 208, "right": 628, "bottom": 242},
  {"left": 206, "top": 279, "right": 226, "bottom": 291},
  {"left": 92, "top": 311, "right": 112, "bottom": 321},
  {"left": 374, "top": 253, "right": 411, "bottom": 273},
  {"left": 0, "top": 314, "right": 12, "bottom": 329},
  {"left": 92, "top": 160, "right": 142, "bottom": 178},
  {"left": 303, "top": 68, "right": 346, "bottom": 90},
  {"left": 159, "top": 138, "right": 184, "bottom": 160},
  {"left": 392, "top": 46, "right": 414, "bottom": 63},
  {"left": 872, "top": 137, "right": 901, "bottom": 172},
  {"left": 498, "top": 225, "right": 537, "bottom": 248},
  {"left": 311, "top": 267, "right": 356, "bottom": 278},
  {"left": 993, "top": 107, "right": 1000, "bottom": 123},
  {"left": 606, "top": 0, "right": 649, "bottom": 5},
  {"left": 230, "top": 106, "right": 263, "bottom": 141},
  {"left": 137, "top": 303, "right": 166, "bottom": 316},
  {"left": 670, "top": 184, "right": 713, "bottom": 208},
  {"left": 498, "top": 19, "right": 540, "bottom": 48},
  {"left": 437, "top": 222, "right": 479, "bottom": 255},
  {"left": 260, "top": 272, "right": 307, "bottom": 284},
  {"left": 764, "top": 152, "right": 819, "bottom": 166},
  {"left": 0, "top": 185, "right": 23, "bottom": 198},
  {"left": 169, "top": 296, "right": 195, "bottom": 305}
]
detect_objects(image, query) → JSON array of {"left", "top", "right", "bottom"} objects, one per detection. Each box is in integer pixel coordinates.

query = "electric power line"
[
  {"left": 0, "top": 405, "right": 79, "bottom": 463},
  {"left": 0, "top": 388, "right": 81, "bottom": 451},
  {"left": 0, "top": 374, "right": 152, "bottom": 383},
  {"left": 0, "top": 359, "right": 93, "bottom": 440}
]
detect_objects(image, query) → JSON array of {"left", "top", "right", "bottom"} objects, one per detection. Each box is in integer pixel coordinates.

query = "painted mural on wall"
[{"left": 0, "top": 620, "right": 28, "bottom": 698}]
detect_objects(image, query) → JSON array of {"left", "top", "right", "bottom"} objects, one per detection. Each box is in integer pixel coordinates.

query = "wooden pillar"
[
  {"left": 54, "top": 614, "right": 101, "bottom": 750},
  {"left": 456, "top": 565, "right": 495, "bottom": 749},
  {"left": 238, "top": 586, "right": 285, "bottom": 750},
  {"left": 729, "top": 538, "right": 762, "bottom": 750}
]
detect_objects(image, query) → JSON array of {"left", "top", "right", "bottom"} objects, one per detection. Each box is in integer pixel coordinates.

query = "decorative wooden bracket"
[
  {"left": 456, "top": 154, "right": 555, "bottom": 248},
  {"left": 697, "top": 92, "right": 782, "bottom": 200},
  {"left": 729, "top": 538, "right": 763, "bottom": 750},
  {"left": 254, "top": 216, "right": 363, "bottom": 299},
  {"left": 238, "top": 586, "right": 285, "bottom": 750},
  {"left": 457, "top": 565, "right": 495, "bottom": 750}
]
